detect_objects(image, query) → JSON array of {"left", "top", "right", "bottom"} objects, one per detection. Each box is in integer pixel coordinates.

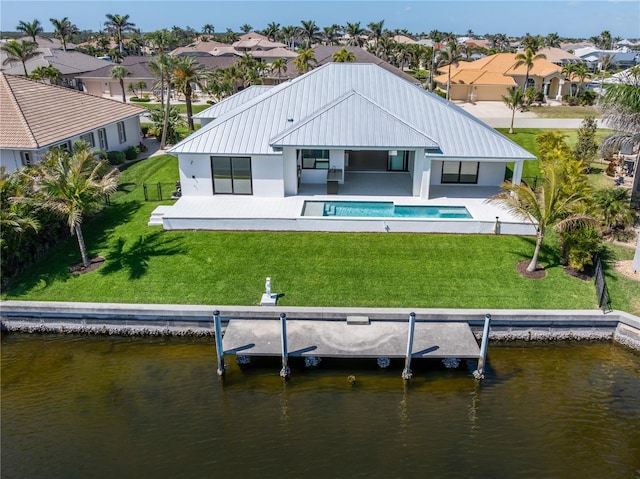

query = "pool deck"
[{"left": 155, "top": 178, "right": 535, "bottom": 235}]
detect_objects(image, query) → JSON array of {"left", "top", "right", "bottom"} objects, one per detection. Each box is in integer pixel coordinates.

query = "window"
[
  {"left": 98, "top": 128, "right": 108, "bottom": 150},
  {"left": 388, "top": 150, "right": 409, "bottom": 171},
  {"left": 300, "top": 149, "right": 330, "bottom": 169},
  {"left": 441, "top": 161, "right": 479, "bottom": 184},
  {"left": 211, "top": 156, "right": 252, "bottom": 195},
  {"left": 20, "top": 151, "right": 33, "bottom": 166},
  {"left": 50, "top": 141, "right": 71, "bottom": 152},
  {"left": 79, "top": 132, "right": 95, "bottom": 148},
  {"left": 117, "top": 121, "right": 126, "bottom": 144}
]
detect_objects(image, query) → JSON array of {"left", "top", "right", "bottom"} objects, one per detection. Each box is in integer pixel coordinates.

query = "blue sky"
[{"left": 1, "top": 0, "right": 639, "bottom": 38}]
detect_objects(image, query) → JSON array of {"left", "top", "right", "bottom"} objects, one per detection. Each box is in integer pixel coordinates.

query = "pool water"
[{"left": 302, "top": 201, "right": 472, "bottom": 218}]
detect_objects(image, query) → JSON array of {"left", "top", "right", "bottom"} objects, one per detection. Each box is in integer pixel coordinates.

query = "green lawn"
[
  {"left": 529, "top": 106, "right": 600, "bottom": 119},
  {"left": 3, "top": 136, "right": 639, "bottom": 314},
  {"left": 137, "top": 103, "right": 210, "bottom": 115}
]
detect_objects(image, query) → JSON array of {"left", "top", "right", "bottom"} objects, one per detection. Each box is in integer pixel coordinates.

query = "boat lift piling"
[
  {"left": 473, "top": 314, "right": 492, "bottom": 380},
  {"left": 279, "top": 313, "right": 290, "bottom": 379},
  {"left": 213, "top": 310, "right": 225, "bottom": 376},
  {"left": 402, "top": 312, "right": 416, "bottom": 380}
]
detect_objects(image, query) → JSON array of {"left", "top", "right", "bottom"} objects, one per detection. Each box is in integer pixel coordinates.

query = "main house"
[
  {"left": 0, "top": 72, "right": 145, "bottom": 172},
  {"left": 169, "top": 63, "right": 535, "bottom": 202}
]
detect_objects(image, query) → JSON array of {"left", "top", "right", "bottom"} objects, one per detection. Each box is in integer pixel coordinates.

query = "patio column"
[
  {"left": 512, "top": 161, "right": 524, "bottom": 186},
  {"left": 556, "top": 79, "right": 564, "bottom": 101},
  {"left": 412, "top": 149, "right": 430, "bottom": 198}
]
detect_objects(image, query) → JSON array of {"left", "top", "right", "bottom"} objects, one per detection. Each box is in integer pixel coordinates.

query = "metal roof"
[
  {"left": 270, "top": 90, "right": 439, "bottom": 150},
  {"left": 170, "top": 63, "right": 536, "bottom": 160},
  {"left": 194, "top": 85, "right": 273, "bottom": 119}
]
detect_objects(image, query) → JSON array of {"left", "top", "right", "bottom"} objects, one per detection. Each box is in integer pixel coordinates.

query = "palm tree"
[
  {"left": 1, "top": 40, "right": 39, "bottom": 76},
  {"left": 502, "top": 87, "right": 524, "bottom": 134},
  {"left": 32, "top": 142, "right": 119, "bottom": 268},
  {"left": 240, "top": 24, "right": 252, "bottom": 34},
  {"left": 345, "top": 22, "right": 365, "bottom": 47},
  {"left": 428, "top": 29, "right": 444, "bottom": 91},
  {"left": 439, "top": 40, "right": 463, "bottom": 100},
  {"left": 281, "top": 25, "right": 298, "bottom": 49},
  {"left": 202, "top": 24, "right": 215, "bottom": 35},
  {"left": 300, "top": 20, "right": 320, "bottom": 48},
  {"left": 109, "top": 65, "right": 131, "bottom": 103},
  {"left": 322, "top": 24, "right": 342, "bottom": 46},
  {"left": 332, "top": 47, "right": 356, "bottom": 63},
  {"left": 593, "top": 188, "right": 635, "bottom": 234},
  {"left": 487, "top": 164, "right": 594, "bottom": 272},
  {"left": 514, "top": 48, "right": 546, "bottom": 91},
  {"left": 264, "top": 22, "right": 280, "bottom": 42},
  {"left": 0, "top": 167, "right": 39, "bottom": 243},
  {"left": 294, "top": 48, "right": 316, "bottom": 74},
  {"left": 598, "top": 65, "right": 640, "bottom": 153},
  {"left": 30, "top": 65, "right": 60, "bottom": 84},
  {"left": 173, "top": 56, "right": 210, "bottom": 130},
  {"left": 269, "top": 57, "right": 288, "bottom": 83},
  {"left": 544, "top": 32, "right": 561, "bottom": 48},
  {"left": 367, "top": 20, "right": 385, "bottom": 48},
  {"left": 150, "top": 54, "right": 178, "bottom": 148},
  {"left": 16, "top": 19, "right": 43, "bottom": 43},
  {"left": 49, "top": 17, "right": 77, "bottom": 52},
  {"left": 573, "top": 62, "right": 591, "bottom": 95},
  {"left": 561, "top": 63, "right": 578, "bottom": 96},
  {"left": 104, "top": 13, "right": 136, "bottom": 54}
]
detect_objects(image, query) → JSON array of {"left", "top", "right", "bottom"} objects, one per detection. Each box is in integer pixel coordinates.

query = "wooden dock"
[{"left": 223, "top": 319, "right": 480, "bottom": 359}]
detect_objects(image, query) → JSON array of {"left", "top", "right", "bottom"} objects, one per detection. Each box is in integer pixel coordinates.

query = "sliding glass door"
[{"left": 211, "top": 156, "right": 252, "bottom": 194}]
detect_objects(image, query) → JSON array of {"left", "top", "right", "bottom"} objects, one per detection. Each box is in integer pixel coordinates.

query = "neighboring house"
[
  {"left": 0, "top": 48, "right": 112, "bottom": 89},
  {"left": 168, "top": 63, "right": 534, "bottom": 203},
  {"left": 233, "top": 32, "right": 287, "bottom": 52},
  {"left": 0, "top": 72, "right": 145, "bottom": 172},
  {"left": 78, "top": 55, "right": 240, "bottom": 101},
  {"left": 77, "top": 56, "right": 156, "bottom": 99},
  {"left": 12, "top": 35, "right": 76, "bottom": 51},
  {"left": 535, "top": 47, "right": 582, "bottom": 66},
  {"left": 574, "top": 47, "right": 640, "bottom": 71},
  {"left": 277, "top": 45, "right": 422, "bottom": 86},
  {"left": 170, "top": 39, "right": 227, "bottom": 56},
  {"left": 434, "top": 53, "right": 579, "bottom": 101}
]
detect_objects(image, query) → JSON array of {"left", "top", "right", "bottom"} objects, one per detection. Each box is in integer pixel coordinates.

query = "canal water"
[{"left": 2, "top": 334, "right": 639, "bottom": 479}]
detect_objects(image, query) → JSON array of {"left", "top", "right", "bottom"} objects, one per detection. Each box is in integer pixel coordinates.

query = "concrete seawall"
[{"left": 1, "top": 301, "right": 639, "bottom": 351}]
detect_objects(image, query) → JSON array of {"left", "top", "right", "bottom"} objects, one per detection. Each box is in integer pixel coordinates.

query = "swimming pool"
[{"left": 301, "top": 201, "right": 472, "bottom": 218}]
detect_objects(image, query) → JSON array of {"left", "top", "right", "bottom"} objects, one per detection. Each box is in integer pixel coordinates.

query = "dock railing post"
[
  {"left": 213, "top": 310, "right": 225, "bottom": 377},
  {"left": 279, "top": 313, "right": 290, "bottom": 379},
  {"left": 473, "top": 314, "right": 492, "bottom": 380},
  {"left": 402, "top": 312, "right": 416, "bottom": 380}
]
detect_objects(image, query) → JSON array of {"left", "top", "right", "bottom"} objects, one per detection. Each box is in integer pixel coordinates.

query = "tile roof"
[
  {"left": 283, "top": 45, "right": 421, "bottom": 85},
  {"left": 170, "top": 63, "right": 535, "bottom": 160},
  {"left": 169, "top": 39, "right": 226, "bottom": 56},
  {"left": 0, "top": 72, "right": 145, "bottom": 149},
  {"left": 0, "top": 49, "right": 113, "bottom": 76}
]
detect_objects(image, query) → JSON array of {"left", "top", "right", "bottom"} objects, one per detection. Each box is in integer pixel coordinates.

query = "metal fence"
[
  {"left": 142, "top": 182, "right": 180, "bottom": 201},
  {"left": 593, "top": 254, "right": 611, "bottom": 313}
]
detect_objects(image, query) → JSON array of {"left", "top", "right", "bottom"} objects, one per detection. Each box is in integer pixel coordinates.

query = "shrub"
[
  {"left": 563, "top": 227, "right": 602, "bottom": 272},
  {"left": 107, "top": 150, "right": 126, "bottom": 165},
  {"left": 578, "top": 90, "right": 596, "bottom": 106},
  {"left": 605, "top": 160, "right": 617, "bottom": 177},
  {"left": 433, "top": 90, "right": 446, "bottom": 99},
  {"left": 130, "top": 97, "right": 152, "bottom": 103},
  {"left": 141, "top": 125, "right": 149, "bottom": 137},
  {"left": 93, "top": 149, "right": 108, "bottom": 160},
  {"left": 124, "top": 145, "right": 140, "bottom": 161}
]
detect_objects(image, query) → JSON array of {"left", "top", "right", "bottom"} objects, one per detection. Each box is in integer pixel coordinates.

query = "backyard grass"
[
  {"left": 3, "top": 151, "right": 639, "bottom": 314},
  {"left": 137, "top": 103, "right": 210, "bottom": 115},
  {"left": 529, "top": 105, "right": 600, "bottom": 119}
]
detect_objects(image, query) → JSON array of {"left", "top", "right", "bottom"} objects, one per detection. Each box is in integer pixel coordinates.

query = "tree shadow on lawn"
[
  {"left": 508, "top": 236, "right": 563, "bottom": 271},
  {"left": 99, "top": 231, "right": 186, "bottom": 280},
  {"left": 2, "top": 201, "right": 144, "bottom": 297}
]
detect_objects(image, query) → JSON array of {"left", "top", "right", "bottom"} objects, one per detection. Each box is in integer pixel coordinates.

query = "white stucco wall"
[
  {"left": 252, "top": 155, "right": 284, "bottom": 197},
  {"left": 283, "top": 149, "right": 297, "bottom": 196},
  {"left": 0, "top": 117, "right": 141, "bottom": 174},
  {"left": 178, "top": 154, "right": 213, "bottom": 196}
]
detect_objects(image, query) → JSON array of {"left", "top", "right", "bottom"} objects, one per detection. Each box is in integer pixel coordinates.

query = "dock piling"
[
  {"left": 473, "top": 314, "right": 492, "bottom": 380},
  {"left": 402, "top": 312, "right": 416, "bottom": 380},
  {"left": 213, "top": 310, "right": 225, "bottom": 376},
  {"left": 279, "top": 313, "right": 290, "bottom": 378}
]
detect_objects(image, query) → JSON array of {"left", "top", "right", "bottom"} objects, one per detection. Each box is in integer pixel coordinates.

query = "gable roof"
[
  {"left": 77, "top": 56, "right": 154, "bottom": 79},
  {"left": 170, "top": 63, "right": 534, "bottom": 160},
  {"left": 0, "top": 72, "right": 145, "bottom": 149},
  {"left": 270, "top": 90, "right": 439, "bottom": 150},
  {"left": 170, "top": 39, "right": 226, "bottom": 56}
]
